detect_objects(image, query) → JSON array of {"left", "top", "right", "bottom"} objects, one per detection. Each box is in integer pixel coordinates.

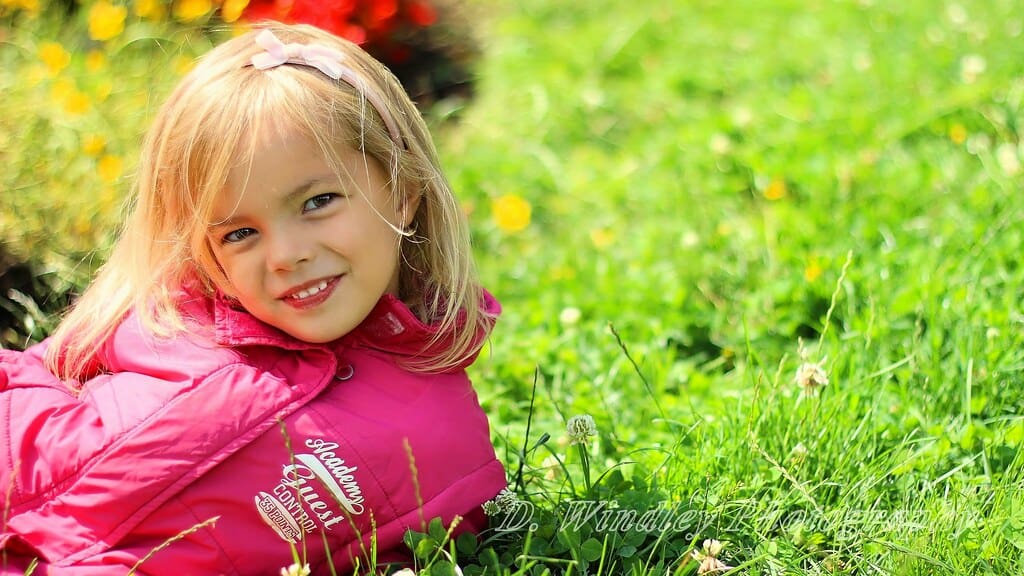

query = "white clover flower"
[
  {"left": 996, "top": 143, "right": 1021, "bottom": 176},
  {"left": 709, "top": 133, "right": 731, "bottom": 155},
  {"left": 795, "top": 359, "right": 829, "bottom": 393},
  {"left": 494, "top": 487, "right": 519, "bottom": 513},
  {"left": 559, "top": 307, "right": 582, "bottom": 325},
  {"left": 690, "top": 539, "right": 733, "bottom": 574},
  {"left": 279, "top": 563, "right": 311, "bottom": 576},
  {"left": 566, "top": 414, "right": 598, "bottom": 446},
  {"left": 960, "top": 54, "right": 986, "bottom": 83},
  {"left": 482, "top": 499, "right": 501, "bottom": 516},
  {"left": 789, "top": 442, "right": 809, "bottom": 466},
  {"left": 391, "top": 570, "right": 418, "bottom": 576}
]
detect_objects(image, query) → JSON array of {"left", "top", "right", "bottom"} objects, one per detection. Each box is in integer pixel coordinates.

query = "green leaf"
[
  {"left": 430, "top": 560, "right": 458, "bottom": 576},
  {"left": 581, "top": 537, "right": 604, "bottom": 562},
  {"left": 556, "top": 528, "right": 581, "bottom": 552},
  {"left": 456, "top": 531, "right": 479, "bottom": 556},
  {"left": 1003, "top": 501, "right": 1024, "bottom": 551},
  {"left": 415, "top": 536, "right": 438, "bottom": 560},
  {"left": 404, "top": 530, "right": 426, "bottom": 553},
  {"left": 428, "top": 517, "right": 448, "bottom": 543},
  {"left": 478, "top": 547, "right": 500, "bottom": 572}
]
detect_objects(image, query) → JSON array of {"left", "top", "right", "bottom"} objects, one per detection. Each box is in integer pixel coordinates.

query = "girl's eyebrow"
[
  {"left": 282, "top": 175, "right": 337, "bottom": 203},
  {"left": 209, "top": 175, "right": 337, "bottom": 230}
]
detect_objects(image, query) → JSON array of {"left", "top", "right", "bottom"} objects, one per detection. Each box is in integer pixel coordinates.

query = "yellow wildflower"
[
  {"left": 38, "top": 41, "right": 71, "bottom": 76},
  {"left": 52, "top": 80, "right": 91, "bottom": 115},
  {"left": 74, "top": 212, "right": 94, "bottom": 236},
  {"left": 67, "top": 91, "right": 91, "bottom": 115},
  {"left": 86, "top": 50, "right": 106, "bottom": 72},
  {"left": 6, "top": 0, "right": 39, "bottom": 14},
  {"left": 949, "top": 123, "right": 967, "bottom": 145},
  {"left": 589, "top": 227, "right": 615, "bottom": 249},
  {"left": 803, "top": 258, "right": 822, "bottom": 282},
  {"left": 50, "top": 78, "right": 75, "bottom": 100},
  {"left": 173, "top": 0, "right": 212, "bottom": 22},
  {"left": 134, "top": 0, "right": 165, "bottom": 19},
  {"left": 25, "top": 65, "right": 48, "bottom": 87},
  {"left": 94, "top": 79, "right": 113, "bottom": 102},
  {"left": 764, "top": 178, "right": 787, "bottom": 200},
  {"left": 173, "top": 54, "right": 197, "bottom": 76},
  {"left": 81, "top": 134, "right": 107, "bottom": 156},
  {"left": 230, "top": 20, "right": 253, "bottom": 36},
  {"left": 491, "top": 194, "right": 531, "bottom": 233},
  {"left": 220, "top": 0, "right": 248, "bottom": 22},
  {"left": 89, "top": 1, "right": 127, "bottom": 42},
  {"left": 97, "top": 154, "right": 124, "bottom": 183},
  {"left": 100, "top": 186, "right": 120, "bottom": 214}
]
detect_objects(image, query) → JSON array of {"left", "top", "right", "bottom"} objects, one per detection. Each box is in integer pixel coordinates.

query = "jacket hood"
[{"left": 211, "top": 289, "right": 501, "bottom": 371}]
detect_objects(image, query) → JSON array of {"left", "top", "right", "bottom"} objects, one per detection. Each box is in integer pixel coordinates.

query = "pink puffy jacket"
[{"left": 0, "top": 291, "right": 506, "bottom": 575}]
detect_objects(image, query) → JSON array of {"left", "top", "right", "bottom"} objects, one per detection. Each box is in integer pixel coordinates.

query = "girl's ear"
[{"left": 399, "top": 187, "right": 423, "bottom": 229}]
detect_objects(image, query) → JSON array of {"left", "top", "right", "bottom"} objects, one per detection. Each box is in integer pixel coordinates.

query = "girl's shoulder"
[{"left": 97, "top": 297, "right": 243, "bottom": 380}]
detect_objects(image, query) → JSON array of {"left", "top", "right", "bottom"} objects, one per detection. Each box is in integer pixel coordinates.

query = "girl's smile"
[{"left": 278, "top": 275, "right": 342, "bottom": 309}]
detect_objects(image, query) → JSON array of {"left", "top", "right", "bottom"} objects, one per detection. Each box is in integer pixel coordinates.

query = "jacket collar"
[{"left": 211, "top": 289, "right": 501, "bottom": 368}]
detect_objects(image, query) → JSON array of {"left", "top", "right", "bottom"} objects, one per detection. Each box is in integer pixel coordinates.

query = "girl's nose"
[{"left": 266, "top": 229, "right": 313, "bottom": 271}]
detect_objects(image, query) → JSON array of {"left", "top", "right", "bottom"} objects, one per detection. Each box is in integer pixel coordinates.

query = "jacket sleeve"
[
  {"left": 0, "top": 344, "right": 107, "bottom": 511},
  {"left": 0, "top": 344, "right": 334, "bottom": 568}
]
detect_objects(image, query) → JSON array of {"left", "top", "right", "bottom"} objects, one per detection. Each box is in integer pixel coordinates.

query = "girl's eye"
[
  {"left": 303, "top": 193, "right": 338, "bottom": 212},
  {"left": 223, "top": 228, "right": 256, "bottom": 244}
]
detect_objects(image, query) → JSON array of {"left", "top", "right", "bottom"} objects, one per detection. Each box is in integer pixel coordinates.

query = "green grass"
[{"left": 3, "top": 0, "right": 1024, "bottom": 574}]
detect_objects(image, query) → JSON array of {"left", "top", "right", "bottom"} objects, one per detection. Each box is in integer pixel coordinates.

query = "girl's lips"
[{"left": 280, "top": 275, "right": 341, "bottom": 310}]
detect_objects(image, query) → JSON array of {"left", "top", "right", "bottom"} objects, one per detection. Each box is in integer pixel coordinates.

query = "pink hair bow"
[
  {"left": 250, "top": 30, "right": 404, "bottom": 148},
  {"left": 252, "top": 29, "right": 347, "bottom": 80}
]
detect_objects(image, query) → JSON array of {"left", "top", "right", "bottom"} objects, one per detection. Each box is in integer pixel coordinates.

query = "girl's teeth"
[{"left": 293, "top": 280, "right": 329, "bottom": 299}]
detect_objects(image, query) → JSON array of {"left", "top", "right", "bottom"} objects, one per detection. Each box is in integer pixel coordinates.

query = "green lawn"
[{"left": 3, "top": 0, "right": 1024, "bottom": 574}]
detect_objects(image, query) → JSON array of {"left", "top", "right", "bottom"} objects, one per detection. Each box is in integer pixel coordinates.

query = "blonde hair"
[{"left": 46, "top": 22, "right": 491, "bottom": 381}]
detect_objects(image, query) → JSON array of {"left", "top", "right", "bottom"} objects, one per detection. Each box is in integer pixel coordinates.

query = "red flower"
[
  {"left": 405, "top": 1, "right": 436, "bottom": 26},
  {"left": 238, "top": 0, "right": 438, "bottom": 59}
]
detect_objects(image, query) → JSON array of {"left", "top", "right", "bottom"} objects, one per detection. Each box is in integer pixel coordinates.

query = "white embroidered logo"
[{"left": 254, "top": 437, "right": 366, "bottom": 542}]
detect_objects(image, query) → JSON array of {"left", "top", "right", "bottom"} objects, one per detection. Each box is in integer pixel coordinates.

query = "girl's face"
[{"left": 208, "top": 129, "right": 413, "bottom": 343}]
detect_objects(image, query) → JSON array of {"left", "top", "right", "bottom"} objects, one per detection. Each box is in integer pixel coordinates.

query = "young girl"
[{"left": 0, "top": 22, "right": 506, "bottom": 575}]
